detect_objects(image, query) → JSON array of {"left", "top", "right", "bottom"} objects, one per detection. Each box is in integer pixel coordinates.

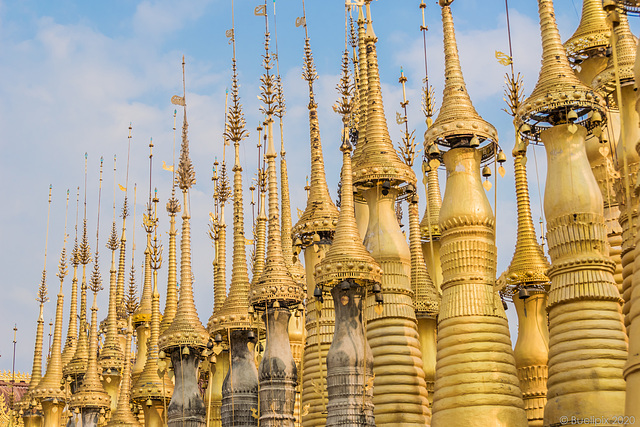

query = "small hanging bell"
[
  {"left": 518, "top": 287, "right": 530, "bottom": 300},
  {"left": 381, "top": 180, "right": 391, "bottom": 196},
  {"left": 214, "top": 333, "right": 223, "bottom": 344},
  {"left": 496, "top": 150, "right": 507, "bottom": 164},
  {"left": 482, "top": 166, "right": 492, "bottom": 178},
  {"left": 469, "top": 135, "right": 480, "bottom": 147},
  {"left": 247, "top": 330, "right": 256, "bottom": 341}
]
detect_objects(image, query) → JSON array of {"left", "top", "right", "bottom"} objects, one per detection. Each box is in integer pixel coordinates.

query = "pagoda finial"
[{"left": 425, "top": 0, "right": 498, "bottom": 152}]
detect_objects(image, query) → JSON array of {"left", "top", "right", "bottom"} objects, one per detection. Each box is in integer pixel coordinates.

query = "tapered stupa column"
[
  {"left": 34, "top": 218, "right": 70, "bottom": 427},
  {"left": 158, "top": 59, "right": 210, "bottom": 427},
  {"left": 22, "top": 269, "right": 48, "bottom": 427},
  {"left": 516, "top": 1, "right": 626, "bottom": 424},
  {"left": 291, "top": 35, "right": 339, "bottom": 427},
  {"left": 161, "top": 191, "right": 180, "bottom": 335},
  {"left": 314, "top": 65, "right": 381, "bottom": 426},
  {"left": 426, "top": 2, "right": 525, "bottom": 425},
  {"left": 504, "top": 138, "right": 551, "bottom": 427},
  {"left": 249, "top": 30, "right": 304, "bottom": 427},
  {"left": 351, "top": 5, "right": 369, "bottom": 237},
  {"left": 132, "top": 206, "right": 155, "bottom": 387},
  {"left": 132, "top": 202, "right": 174, "bottom": 427},
  {"left": 208, "top": 51, "right": 259, "bottom": 426},
  {"left": 351, "top": 3, "right": 429, "bottom": 426},
  {"left": 61, "top": 234, "right": 78, "bottom": 368},
  {"left": 63, "top": 219, "right": 91, "bottom": 391},
  {"left": 99, "top": 222, "right": 123, "bottom": 412}
]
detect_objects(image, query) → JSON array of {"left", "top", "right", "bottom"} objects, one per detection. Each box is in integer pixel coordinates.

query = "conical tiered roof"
[
  {"left": 425, "top": 0, "right": 497, "bottom": 151},
  {"left": 352, "top": 1, "right": 415, "bottom": 187},
  {"left": 564, "top": 0, "right": 610, "bottom": 62},
  {"left": 517, "top": 0, "right": 605, "bottom": 133}
]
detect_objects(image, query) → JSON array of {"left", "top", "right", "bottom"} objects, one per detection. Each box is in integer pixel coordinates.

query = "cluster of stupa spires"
[{"left": 12, "top": 0, "right": 640, "bottom": 426}]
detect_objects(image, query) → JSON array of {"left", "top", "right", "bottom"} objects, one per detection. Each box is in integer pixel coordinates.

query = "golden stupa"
[{"left": 9, "top": 2, "right": 640, "bottom": 427}]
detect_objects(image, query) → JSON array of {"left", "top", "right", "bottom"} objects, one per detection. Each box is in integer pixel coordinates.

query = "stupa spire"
[
  {"left": 295, "top": 12, "right": 339, "bottom": 426},
  {"left": 351, "top": 3, "right": 368, "bottom": 167},
  {"left": 33, "top": 190, "right": 70, "bottom": 427},
  {"left": 69, "top": 158, "right": 111, "bottom": 427},
  {"left": 158, "top": 57, "right": 209, "bottom": 427},
  {"left": 250, "top": 15, "right": 304, "bottom": 425},
  {"left": 516, "top": 0, "right": 604, "bottom": 134},
  {"left": 424, "top": 0, "right": 497, "bottom": 149},
  {"left": 61, "top": 188, "right": 80, "bottom": 367},
  {"left": 352, "top": 1, "right": 415, "bottom": 188},
  {"left": 29, "top": 185, "right": 53, "bottom": 395},
  {"left": 65, "top": 155, "right": 92, "bottom": 384},
  {"left": 210, "top": 16, "right": 260, "bottom": 422},
  {"left": 116, "top": 124, "right": 133, "bottom": 320},
  {"left": 292, "top": 34, "right": 339, "bottom": 245},
  {"left": 98, "top": 156, "right": 124, "bottom": 410}
]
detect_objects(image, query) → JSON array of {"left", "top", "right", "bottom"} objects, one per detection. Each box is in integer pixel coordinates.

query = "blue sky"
[{"left": 0, "top": 0, "right": 632, "bottom": 373}]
